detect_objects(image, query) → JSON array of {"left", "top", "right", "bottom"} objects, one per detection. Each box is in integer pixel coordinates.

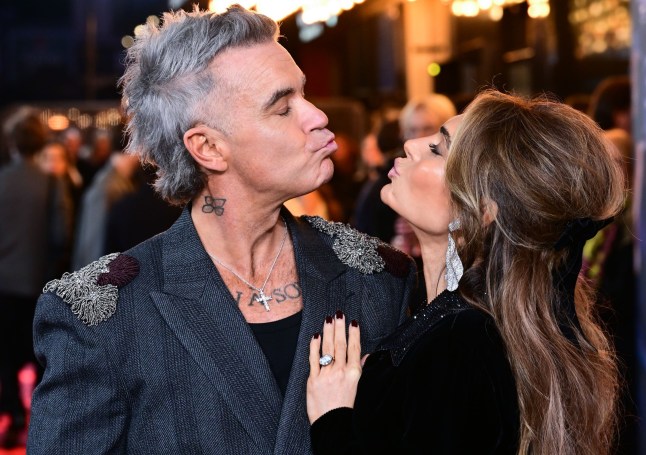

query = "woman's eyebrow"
[{"left": 440, "top": 126, "right": 451, "bottom": 149}]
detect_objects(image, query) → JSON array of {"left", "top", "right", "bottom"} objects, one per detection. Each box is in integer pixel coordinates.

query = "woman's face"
[{"left": 381, "top": 115, "right": 463, "bottom": 237}]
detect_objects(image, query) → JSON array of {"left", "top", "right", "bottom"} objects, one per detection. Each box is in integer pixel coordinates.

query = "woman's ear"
[
  {"left": 183, "top": 125, "right": 228, "bottom": 172},
  {"left": 482, "top": 199, "right": 498, "bottom": 226}
]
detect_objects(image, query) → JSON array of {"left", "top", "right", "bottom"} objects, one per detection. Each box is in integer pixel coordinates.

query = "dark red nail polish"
[
  {"left": 335, "top": 310, "right": 344, "bottom": 319},
  {"left": 351, "top": 319, "right": 358, "bottom": 327},
  {"left": 313, "top": 332, "right": 320, "bottom": 339},
  {"left": 325, "top": 316, "right": 333, "bottom": 324}
]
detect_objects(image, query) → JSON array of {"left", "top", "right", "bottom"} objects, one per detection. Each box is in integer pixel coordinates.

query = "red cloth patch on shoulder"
[
  {"left": 377, "top": 245, "right": 410, "bottom": 278},
  {"left": 97, "top": 254, "right": 140, "bottom": 287}
]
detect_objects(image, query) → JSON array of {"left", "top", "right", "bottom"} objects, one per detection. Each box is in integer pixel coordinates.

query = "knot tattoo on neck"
[{"left": 203, "top": 196, "right": 226, "bottom": 216}]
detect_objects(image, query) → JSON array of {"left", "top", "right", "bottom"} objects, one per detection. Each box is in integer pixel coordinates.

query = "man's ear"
[{"left": 183, "top": 125, "right": 228, "bottom": 172}]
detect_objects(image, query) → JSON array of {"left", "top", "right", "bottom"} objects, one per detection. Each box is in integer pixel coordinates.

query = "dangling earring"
[{"left": 445, "top": 220, "right": 463, "bottom": 291}]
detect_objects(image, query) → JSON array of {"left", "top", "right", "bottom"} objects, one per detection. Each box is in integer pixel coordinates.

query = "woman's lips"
[{"left": 388, "top": 160, "right": 399, "bottom": 178}]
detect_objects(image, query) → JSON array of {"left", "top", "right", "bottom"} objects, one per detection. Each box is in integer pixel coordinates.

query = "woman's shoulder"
[
  {"left": 378, "top": 290, "right": 503, "bottom": 366},
  {"left": 439, "top": 304, "right": 500, "bottom": 339},
  {"left": 421, "top": 306, "right": 505, "bottom": 356},
  {"left": 401, "top": 306, "right": 515, "bottom": 398}
]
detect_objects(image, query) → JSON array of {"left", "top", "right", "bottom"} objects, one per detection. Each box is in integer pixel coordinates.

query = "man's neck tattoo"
[{"left": 202, "top": 195, "right": 226, "bottom": 216}]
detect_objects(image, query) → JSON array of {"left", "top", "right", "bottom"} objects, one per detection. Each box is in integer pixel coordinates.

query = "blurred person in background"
[
  {"left": 356, "top": 131, "right": 383, "bottom": 183},
  {"left": 584, "top": 74, "right": 637, "bottom": 454},
  {"left": 588, "top": 75, "right": 631, "bottom": 134},
  {"left": 38, "top": 141, "right": 76, "bottom": 274},
  {"left": 398, "top": 93, "right": 457, "bottom": 141},
  {"left": 105, "top": 165, "right": 183, "bottom": 252},
  {"left": 71, "top": 149, "right": 141, "bottom": 269},
  {"left": 583, "top": 126, "right": 637, "bottom": 455},
  {"left": 353, "top": 118, "right": 402, "bottom": 243},
  {"left": 0, "top": 108, "right": 17, "bottom": 168},
  {"left": 0, "top": 108, "right": 72, "bottom": 448},
  {"left": 39, "top": 141, "right": 69, "bottom": 179},
  {"left": 60, "top": 127, "right": 84, "bottom": 191},
  {"left": 353, "top": 104, "right": 400, "bottom": 185},
  {"left": 318, "top": 132, "right": 362, "bottom": 223},
  {"left": 77, "top": 128, "right": 113, "bottom": 187}
]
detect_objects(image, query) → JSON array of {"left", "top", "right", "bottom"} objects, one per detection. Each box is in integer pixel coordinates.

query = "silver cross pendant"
[{"left": 255, "top": 290, "right": 272, "bottom": 312}]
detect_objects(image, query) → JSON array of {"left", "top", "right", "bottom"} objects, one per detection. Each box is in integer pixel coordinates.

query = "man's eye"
[{"left": 279, "top": 107, "right": 291, "bottom": 117}]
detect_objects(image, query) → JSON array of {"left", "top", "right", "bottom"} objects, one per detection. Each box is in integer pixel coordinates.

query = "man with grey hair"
[{"left": 28, "top": 6, "right": 415, "bottom": 454}]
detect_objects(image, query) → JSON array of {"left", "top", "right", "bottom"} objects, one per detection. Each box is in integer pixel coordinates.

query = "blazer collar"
[{"left": 161, "top": 205, "right": 212, "bottom": 300}]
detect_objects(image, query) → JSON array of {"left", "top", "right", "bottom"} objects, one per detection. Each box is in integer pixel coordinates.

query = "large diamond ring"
[{"left": 319, "top": 354, "right": 334, "bottom": 366}]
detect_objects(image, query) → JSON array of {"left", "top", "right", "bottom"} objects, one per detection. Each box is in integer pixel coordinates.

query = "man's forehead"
[
  {"left": 212, "top": 42, "right": 302, "bottom": 90},
  {"left": 214, "top": 42, "right": 293, "bottom": 74}
]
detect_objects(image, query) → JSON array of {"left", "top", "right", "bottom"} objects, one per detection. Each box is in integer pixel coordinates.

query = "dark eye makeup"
[{"left": 429, "top": 143, "right": 441, "bottom": 155}]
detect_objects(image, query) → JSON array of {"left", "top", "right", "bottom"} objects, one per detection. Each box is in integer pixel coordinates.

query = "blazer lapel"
[
  {"left": 150, "top": 207, "right": 282, "bottom": 452},
  {"left": 274, "top": 212, "right": 350, "bottom": 454}
]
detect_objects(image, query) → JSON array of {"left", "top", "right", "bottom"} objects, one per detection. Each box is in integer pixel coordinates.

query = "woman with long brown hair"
[{"left": 306, "top": 90, "right": 624, "bottom": 454}]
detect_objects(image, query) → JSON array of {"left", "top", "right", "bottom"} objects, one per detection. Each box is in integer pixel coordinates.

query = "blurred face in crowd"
[
  {"left": 63, "top": 128, "right": 82, "bottom": 161},
  {"left": 401, "top": 107, "right": 441, "bottom": 141},
  {"left": 205, "top": 41, "right": 337, "bottom": 201},
  {"left": 381, "top": 115, "right": 463, "bottom": 237},
  {"left": 331, "top": 133, "right": 359, "bottom": 176},
  {"left": 92, "top": 132, "right": 112, "bottom": 163},
  {"left": 360, "top": 134, "right": 385, "bottom": 169},
  {"left": 40, "top": 143, "right": 69, "bottom": 178}
]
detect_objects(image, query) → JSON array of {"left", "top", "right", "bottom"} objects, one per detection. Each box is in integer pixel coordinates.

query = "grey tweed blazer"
[{"left": 28, "top": 206, "right": 415, "bottom": 454}]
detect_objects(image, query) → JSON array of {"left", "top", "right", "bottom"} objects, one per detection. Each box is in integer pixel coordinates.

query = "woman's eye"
[{"left": 429, "top": 143, "right": 441, "bottom": 155}]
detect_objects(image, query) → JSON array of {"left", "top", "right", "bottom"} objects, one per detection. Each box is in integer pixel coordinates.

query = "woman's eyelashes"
[{"left": 429, "top": 143, "right": 441, "bottom": 155}]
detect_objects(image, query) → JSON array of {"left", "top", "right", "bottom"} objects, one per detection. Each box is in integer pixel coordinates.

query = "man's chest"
[{"left": 217, "top": 254, "right": 303, "bottom": 323}]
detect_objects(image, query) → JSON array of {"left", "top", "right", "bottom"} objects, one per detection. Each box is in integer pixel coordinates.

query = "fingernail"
[
  {"left": 335, "top": 310, "right": 344, "bottom": 319},
  {"left": 313, "top": 332, "right": 320, "bottom": 339},
  {"left": 351, "top": 319, "right": 358, "bottom": 327},
  {"left": 325, "top": 316, "right": 333, "bottom": 324}
]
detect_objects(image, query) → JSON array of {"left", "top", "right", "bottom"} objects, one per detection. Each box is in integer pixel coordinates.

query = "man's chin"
[
  {"left": 380, "top": 184, "right": 395, "bottom": 210},
  {"left": 317, "top": 159, "right": 335, "bottom": 185}
]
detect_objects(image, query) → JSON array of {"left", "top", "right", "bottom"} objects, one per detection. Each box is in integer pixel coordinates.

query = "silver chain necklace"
[{"left": 206, "top": 218, "right": 288, "bottom": 312}]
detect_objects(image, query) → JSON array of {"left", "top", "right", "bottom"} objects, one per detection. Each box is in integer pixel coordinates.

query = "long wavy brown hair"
[{"left": 446, "top": 90, "right": 625, "bottom": 454}]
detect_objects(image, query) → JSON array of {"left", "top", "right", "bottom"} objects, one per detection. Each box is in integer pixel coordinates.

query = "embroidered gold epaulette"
[
  {"left": 305, "top": 216, "right": 411, "bottom": 277},
  {"left": 43, "top": 253, "right": 140, "bottom": 326}
]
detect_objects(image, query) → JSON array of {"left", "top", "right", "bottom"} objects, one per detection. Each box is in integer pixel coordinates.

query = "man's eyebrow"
[
  {"left": 263, "top": 87, "right": 295, "bottom": 111},
  {"left": 440, "top": 126, "right": 451, "bottom": 149},
  {"left": 261, "top": 75, "right": 307, "bottom": 112}
]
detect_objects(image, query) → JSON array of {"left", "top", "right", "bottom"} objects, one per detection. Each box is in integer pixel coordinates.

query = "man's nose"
[{"left": 304, "top": 101, "right": 329, "bottom": 131}]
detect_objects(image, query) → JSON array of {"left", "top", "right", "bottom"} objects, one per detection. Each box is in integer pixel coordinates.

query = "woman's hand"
[{"left": 307, "top": 311, "right": 362, "bottom": 424}]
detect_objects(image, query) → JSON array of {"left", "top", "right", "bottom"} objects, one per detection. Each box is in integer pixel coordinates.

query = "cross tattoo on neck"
[{"left": 256, "top": 290, "right": 272, "bottom": 312}]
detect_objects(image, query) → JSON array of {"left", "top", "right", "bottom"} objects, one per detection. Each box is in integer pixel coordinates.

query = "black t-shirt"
[{"left": 249, "top": 311, "right": 302, "bottom": 396}]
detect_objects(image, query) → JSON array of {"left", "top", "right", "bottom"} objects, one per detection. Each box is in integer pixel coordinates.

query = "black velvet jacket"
[{"left": 311, "top": 290, "right": 520, "bottom": 454}]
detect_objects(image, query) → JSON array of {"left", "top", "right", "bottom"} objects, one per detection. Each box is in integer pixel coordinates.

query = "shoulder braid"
[
  {"left": 43, "top": 253, "right": 140, "bottom": 326},
  {"left": 305, "top": 216, "right": 411, "bottom": 278}
]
